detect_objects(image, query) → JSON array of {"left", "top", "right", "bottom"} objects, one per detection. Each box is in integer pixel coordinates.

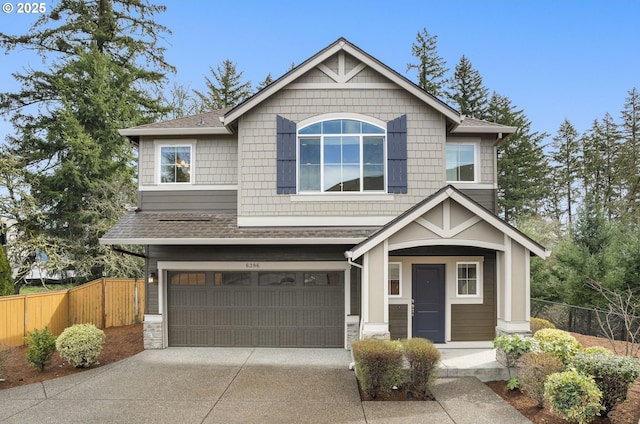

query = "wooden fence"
[{"left": 0, "top": 278, "right": 145, "bottom": 347}]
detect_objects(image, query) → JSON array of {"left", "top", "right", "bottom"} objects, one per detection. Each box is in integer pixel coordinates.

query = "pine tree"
[
  {"left": 0, "top": 0, "right": 169, "bottom": 282},
  {"left": 488, "top": 93, "right": 550, "bottom": 223},
  {"left": 550, "top": 119, "right": 581, "bottom": 229},
  {"left": 256, "top": 73, "right": 274, "bottom": 91},
  {"left": 193, "top": 59, "right": 252, "bottom": 111},
  {"left": 406, "top": 28, "right": 449, "bottom": 98},
  {"left": 446, "top": 55, "right": 489, "bottom": 119},
  {"left": 619, "top": 87, "right": 640, "bottom": 222},
  {"left": 599, "top": 113, "right": 622, "bottom": 220}
]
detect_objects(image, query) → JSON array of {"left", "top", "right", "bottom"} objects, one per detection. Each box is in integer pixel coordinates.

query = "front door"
[{"left": 412, "top": 264, "right": 445, "bottom": 343}]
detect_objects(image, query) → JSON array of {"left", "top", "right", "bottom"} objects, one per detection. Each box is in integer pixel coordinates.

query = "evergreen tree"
[
  {"left": 193, "top": 59, "right": 252, "bottom": 111},
  {"left": 619, "top": 87, "right": 640, "bottom": 222},
  {"left": 0, "top": 0, "right": 169, "bottom": 282},
  {"left": 550, "top": 119, "right": 581, "bottom": 229},
  {"left": 580, "top": 119, "right": 605, "bottom": 204},
  {"left": 598, "top": 113, "right": 622, "bottom": 220},
  {"left": 256, "top": 73, "right": 274, "bottom": 91},
  {"left": 406, "top": 28, "right": 449, "bottom": 98},
  {"left": 488, "top": 93, "right": 550, "bottom": 223},
  {"left": 446, "top": 55, "right": 489, "bottom": 119},
  {"left": 0, "top": 246, "right": 12, "bottom": 296}
]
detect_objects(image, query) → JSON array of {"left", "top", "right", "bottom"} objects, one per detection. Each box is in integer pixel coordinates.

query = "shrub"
[
  {"left": 570, "top": 351, "right": 640, "bottom": 415},
  {"left": 534, "top": 329, "right": 581, "bottom": 364},
  {"left": 24, "top": 326, "right": 57, "bottom": 371},
  {"left": 401, "top": 337, "right": 440, "bottom": 399},
  {"left": 544, "top": 370, "right": 604, "bottom": 424},
  {"left": 530, "top": 317, "right": 556, "bottom": 334},
  {"left": 517, "top": 352, "right": 564, "bottom": 407},
  {"left": 581, "top": 346, "right": 614, "bottom": 356},
  {"left": 352, "top": 339, "right": 404, "bottom": 400},
  {"left": 56, "top": 323, "right": 105, "bottom": 368},
  {"left": 493, "top": 334, "right": 540, "bottom": 367}
]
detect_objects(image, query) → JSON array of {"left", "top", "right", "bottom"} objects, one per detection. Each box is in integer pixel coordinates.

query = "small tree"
[
  {"left": 193, "top": 59, "right": 252, "bottom": 111},
  {"left": 0, "top": 246, "right": 12, "bottom": 296},
  {"left": 24, "top": 327, "right": 57, "bottom": 371}
]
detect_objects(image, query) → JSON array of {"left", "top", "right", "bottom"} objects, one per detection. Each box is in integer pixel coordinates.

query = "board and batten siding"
[{"left": 139, "top": 190, "right": 237, "bottom": 211}]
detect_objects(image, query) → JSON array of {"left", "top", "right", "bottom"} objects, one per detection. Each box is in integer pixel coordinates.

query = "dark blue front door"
[{"left": 412, "top": 264, "right": 445, "bottom": 343}]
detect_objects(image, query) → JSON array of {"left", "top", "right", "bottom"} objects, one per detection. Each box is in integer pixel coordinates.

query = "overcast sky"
[{"left": 1, "top": 0, "right": 639, "bottom": 143}]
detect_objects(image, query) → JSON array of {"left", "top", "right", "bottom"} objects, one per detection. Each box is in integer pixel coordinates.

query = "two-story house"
[{"left": 101, "top": 38, "right": 549, "bottom": 350}]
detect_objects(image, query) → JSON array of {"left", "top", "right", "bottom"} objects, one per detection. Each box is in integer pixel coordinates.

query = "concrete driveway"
[{"left": 0, "top": 348, "right": 530, "bottom": 423}]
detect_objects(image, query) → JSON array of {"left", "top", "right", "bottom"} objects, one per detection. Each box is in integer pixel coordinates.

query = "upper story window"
[
  {"left": 446, "top": 143, "right": 477, "bottom": 182},
  {"left": 157, "top": 143, "right": 194, "bottom": 184},
  {"left": 298, "top": 119, "right": 386, "bottom": 193}
]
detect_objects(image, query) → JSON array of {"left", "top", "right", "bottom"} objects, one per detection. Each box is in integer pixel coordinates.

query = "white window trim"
[
  {"left": 455, "top": 261, "right": 482, "bottom": 298},
  {"left": 388, "top": 262, "right": 402, "bottom": 297},
  {"left": 154, "top": 139, "right": 197, "bottom": 185},
  {"left": 445, "top": 140, "right": 480, "bottom": 183},
  {"left": 297, "top": 116, "right": 387, "bottom": 194}
]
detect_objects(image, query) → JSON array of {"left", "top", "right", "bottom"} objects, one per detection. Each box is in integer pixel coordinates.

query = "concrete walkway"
[{"left": 0, "top": 348, "right": 530, "bottom": 423}]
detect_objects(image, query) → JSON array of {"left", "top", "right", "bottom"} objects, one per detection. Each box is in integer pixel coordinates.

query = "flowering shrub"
[
  {"left": 544, "top": 369, "right": 604, "bottom": 424},
  {"left": 56, "top": 323, "right": 105, "bottom": 368},
  {"left": 570, "top": 351, "right": 640, "bottom": 415},
  {"left": 534, "top": 329, "right": 581, "bottom": 364}
]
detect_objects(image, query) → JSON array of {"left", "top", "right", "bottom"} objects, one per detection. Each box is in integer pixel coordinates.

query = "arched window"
[{"left": 298, "top": 119, "right": 386, "bottom": 193}]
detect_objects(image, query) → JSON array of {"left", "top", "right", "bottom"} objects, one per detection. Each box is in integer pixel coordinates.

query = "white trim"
[
  {"left": 237, "top": 216, "right": 393, "bottom": 227},
  {"left": 496, "top": 251, "right": 503, "bottom": 322},
  {"left": 157, "top": 261, "right": 349, "bottom": 271},
  {"left": 388, "top": 262, "right": 402, "bottom": 297},
  {"left": 434, "top": 341, "right": 494, "bottom": 349},
  {"left": 445, "top": 141, "right": 480, "bottom": 184},
  {"left": 449, "top": 182, "right": 497, "bottom": 190},
  {"left": 388, "top": 239, "right": 506, "bottom": 253},
  {"left": 504, "top": 235, "right": 512, "bottom": 322},
  {"left": 154, "top": 140, "right": 197, "bottom": 186},
  {"left": 290, "top": 194, "right": 394, "bottom": 202},
  {"left": 361, "top": 323, "right": 388, "bottom": 334},
  {"left": 286, "top": 82, "right": 399, "bottom": 90},
  {"left": 455, "top": 262, "right": 482, "bottom": 298},
  {"left": 497, "top": 319, "right": 531, "bottom": 333},
  {"left": 119, "top": 127, "right": 231, "bottom": 137},
  {"left": 143, "top": 314, "right": 163, "bottom": 323},
  {"left": 297, "top": 112, "right": 387, "bottom": 131},
  {"left": 139, "top": 184, "right": 238, "bottom": 192},
  {"left": 383, "top": 240, "right": 389, "bottom": 324},
  {"left": 362, "top": 252, "right": 370, "bottom": 324},
  {"left": 525, "top": 249, "right": 531, "bottom": 321},
  {"left": 100, "top": 236, "right": 367, "bottom": 246}
]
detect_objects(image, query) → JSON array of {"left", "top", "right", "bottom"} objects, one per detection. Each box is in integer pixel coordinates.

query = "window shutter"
[
  {"left": 387, "top": 114, "right": 407, "bottom": 193},
  {"left": 276, "top": 115, "right": 297, "bottom": 194}
]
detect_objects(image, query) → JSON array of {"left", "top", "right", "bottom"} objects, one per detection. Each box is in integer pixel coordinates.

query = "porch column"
[
  {"left": 361, "top": 241, "right": 390, "bottom": 339},
  {"left": 496, "top": 236, "right": 531, "bottom": 335}
]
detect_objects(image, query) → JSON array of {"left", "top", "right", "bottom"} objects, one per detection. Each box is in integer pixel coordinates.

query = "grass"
[{"left": 20, "top": 283, "right": 76, "bottom": 294}]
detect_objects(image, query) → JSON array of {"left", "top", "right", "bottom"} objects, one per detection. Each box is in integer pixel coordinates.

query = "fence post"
[{"left": 102, "top": 278, "right": 107, "bottom": 329}]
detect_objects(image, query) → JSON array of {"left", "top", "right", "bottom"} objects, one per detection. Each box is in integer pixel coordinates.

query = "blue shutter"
[
  {"left": 387, "top": 115, "right": 407, "bottom": 193},
  {"left": 277, "top": 115, "right": 297, "bottom": 194}
]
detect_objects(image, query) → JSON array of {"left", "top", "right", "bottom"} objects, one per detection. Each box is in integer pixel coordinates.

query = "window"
[
  {"left": 388, "top": 263, "right": 401, "bottom": 296},
  {"left": 298, "top": 119, "right": 385, "bottom": 192},
  {"left": 160, "top": 145, "right": 192, "bottom": 183},
  {"left": 446, "top": 143, "right": 476, "bottom": 182},
  {"left": 456, "top": 263, "right": 479, "bottom": 296}
]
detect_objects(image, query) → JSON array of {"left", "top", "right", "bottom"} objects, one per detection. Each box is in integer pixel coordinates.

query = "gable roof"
[
  {"left": 345, "top": 185, "right": 550, "bottom": 260},
  {"left": 222, "top": 37, "right": 462, "bottom": 126}
]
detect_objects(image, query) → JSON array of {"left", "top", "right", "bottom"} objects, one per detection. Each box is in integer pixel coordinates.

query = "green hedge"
[
  {"left": 56, "top": 323, "right": 105, "bottom": 368},
  {"left": 24, "top": 326, "right": 57, "bottom": 371},
  {"left": 544, "top": 369, "right": 604, "bottom": 424}
]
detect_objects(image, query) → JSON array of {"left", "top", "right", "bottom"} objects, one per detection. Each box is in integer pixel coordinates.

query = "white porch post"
[{"left": 360, "top": 241, "right": 390, "bottom": 340}]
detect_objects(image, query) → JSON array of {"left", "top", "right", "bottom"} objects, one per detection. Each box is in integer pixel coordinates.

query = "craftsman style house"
[{"left": 102, "top": 38, "right": 549, "bottom": 349}]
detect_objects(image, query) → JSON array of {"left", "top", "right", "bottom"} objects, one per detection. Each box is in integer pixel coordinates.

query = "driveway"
[{"left": 0, "top": 348, "right": 530, "bottom": 423}]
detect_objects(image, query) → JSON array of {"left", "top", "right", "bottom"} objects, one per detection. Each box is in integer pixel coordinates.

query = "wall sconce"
[{"left": 148, "top": 272, "right": 157, "bottom": 284}]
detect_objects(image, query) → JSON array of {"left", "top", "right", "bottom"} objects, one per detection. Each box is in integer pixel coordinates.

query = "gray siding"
[
  {"left": 139, "top": 190, "right": 237, "bottom": 211},
  {"left": 458, "top": 189, "right": 497, "bottom": 214},
  {"left": 146, "top": 244, "right": 350, "bottom": 314},
  {"left": 389, "top": 304, "right": 408, "bottom": 340}
]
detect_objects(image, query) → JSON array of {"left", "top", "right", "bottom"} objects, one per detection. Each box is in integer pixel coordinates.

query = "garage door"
[{"left": 167, "top": 270, "right": 344, "bottom": 347}]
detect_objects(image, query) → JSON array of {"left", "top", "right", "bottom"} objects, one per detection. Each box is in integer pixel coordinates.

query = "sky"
[{"left": 0, "top": 0, "right": 639, "bottom": 144}]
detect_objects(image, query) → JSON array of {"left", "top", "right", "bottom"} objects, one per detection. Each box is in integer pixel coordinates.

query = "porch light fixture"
[{"left": 148, "top": 272, "right": 157, "bottom": 284}]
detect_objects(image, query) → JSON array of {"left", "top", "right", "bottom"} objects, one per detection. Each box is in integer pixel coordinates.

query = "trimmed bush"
[
  {"left": 544, "top": 370, "right": 604, "bottom": 424},
  {"left": 570, "top": 351, "right": 640, "bottom": 415},
  {"left": 352, "top": 339, "right": 404, "bottom": 400},
  {"left": 534, "top": 328, "right": 581, "bottom": 364},
  {"left": 530, "top": 317, "right": 556, "bottom": 335},
  {"left": 581, "top": 346, "right": 614, "bottom": 356},
  {"left": 493, "top": 334, "right": 540, "bottom": 367},
  {"left": 24, "top": 326, "right": 57, "bottom": 371},
  {"left": 517, "top": 352, "right": 564, "bottom": 407},
  {"left": 401, "top": 337, "right": 440, "bottom": 399},
  {"left": 56, "top": 323, "right": 105, "bottom": 368}
]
